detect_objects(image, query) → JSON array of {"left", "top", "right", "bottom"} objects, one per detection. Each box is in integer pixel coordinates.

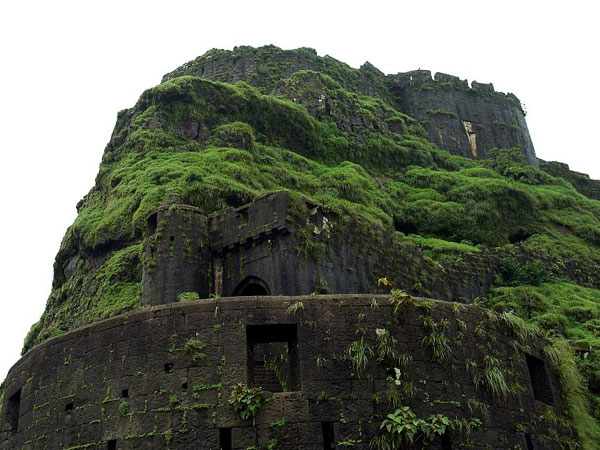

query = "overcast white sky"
[{"left": 0, "top": 0, "right": 598, "bottom": 381}]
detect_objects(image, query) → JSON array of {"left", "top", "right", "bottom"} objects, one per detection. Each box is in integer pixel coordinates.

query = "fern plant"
[
  {"left": 472, "top": 355, "right": 511, "bottom": 400},
  {"left": 345, "top": 337, "right": 374, "bottom": 379},
  {"left": 421, "top": 316, "right": 452, "bottom": 363}
]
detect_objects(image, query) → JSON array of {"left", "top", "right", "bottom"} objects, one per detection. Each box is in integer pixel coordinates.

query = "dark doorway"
[
  {"left": 232, "top": 276, "right": 270, "bottom": 296},
  {"left": 7, "top": 388, "right": 21, "bottom": 434},
  {"left": 246, "top": 324, "right": 299, "bottom": 392},
  {"left": 322, "top": 422, "right": 335, "bottom": 450},
  {"left": 525, "top": 354, "right": 554, "bottom": 405},
  {"left": 525, "top": 434, "right": 535, "bottom": 450}
]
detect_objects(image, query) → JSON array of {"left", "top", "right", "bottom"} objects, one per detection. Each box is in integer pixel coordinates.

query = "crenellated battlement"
[
  {"left": 386, "top": 69, "right": 534, "bottom": 165},
  {"left": 387, "top": 70, "right": 523, "bottom": 103}
]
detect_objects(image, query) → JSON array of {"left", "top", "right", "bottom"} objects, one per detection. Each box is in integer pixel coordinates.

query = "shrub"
[{"left": 228, "top": 383, "right": 267, "bottom": 423}]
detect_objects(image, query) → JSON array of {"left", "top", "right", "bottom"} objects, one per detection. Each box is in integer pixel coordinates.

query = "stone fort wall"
[
  {"left": 141, "top": 192, "right": 499, "bottom": 308},
  {"left": 1, "top": 295, "right": 562, "bottom": 450},
  {"left": 387, "top": 71, "right": 537, "bottom": 166}
]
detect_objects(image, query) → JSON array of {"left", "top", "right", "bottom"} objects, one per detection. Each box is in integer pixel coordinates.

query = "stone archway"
[{"left": 231, "top": 276, "right": 270, "bottom": 296}]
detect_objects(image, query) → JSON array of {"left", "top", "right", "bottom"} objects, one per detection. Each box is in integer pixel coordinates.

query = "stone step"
[{"left": 254, "top": 366, "right": 282, "bottom": 392}]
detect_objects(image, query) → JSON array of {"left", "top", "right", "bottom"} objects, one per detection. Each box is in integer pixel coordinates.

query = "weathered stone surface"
[
  {"left": 539, "top": 159, "right": 600, "bottom": 200},
  {"left": 141, "top": 192, "right": 499, "bottom": 307},
  {"left": 1, "top": 295, "right": 563, "bottom": 450},
  {"left": 387, "top": 71, "right": 536, "bottom": 166}
]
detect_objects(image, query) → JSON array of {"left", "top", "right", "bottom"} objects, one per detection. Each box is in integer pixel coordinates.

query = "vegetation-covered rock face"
[{"left": 22, "top": 46, "right": 600, "bottom": 441}]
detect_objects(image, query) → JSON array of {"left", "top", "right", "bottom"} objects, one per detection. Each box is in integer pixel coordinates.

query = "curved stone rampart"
[
  {"left": 1, "top": 295, "right": 562, "bottom": 449},
  {"left": 386, "top": 72, "right": 536, "bottom": 166}
]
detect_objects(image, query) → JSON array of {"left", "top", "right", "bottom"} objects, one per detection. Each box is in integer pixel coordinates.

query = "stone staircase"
[{"left": 253, "top": 362, "right": 283, "bottom": 392}]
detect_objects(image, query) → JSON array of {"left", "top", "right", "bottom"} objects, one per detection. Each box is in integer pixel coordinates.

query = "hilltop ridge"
[{"left": 164, "top": 45, "right": 537, "bottom": 165}]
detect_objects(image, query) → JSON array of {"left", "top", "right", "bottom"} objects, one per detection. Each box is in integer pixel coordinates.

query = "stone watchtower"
[
  {"left": 140, "top": 191, "right": 388, "bottom": 305},
  {"left": 141, "top": 192, "right": 333, "bottom": 305},
  {"left": 141, "top": 203, "right": 212, "bottom": 305}
]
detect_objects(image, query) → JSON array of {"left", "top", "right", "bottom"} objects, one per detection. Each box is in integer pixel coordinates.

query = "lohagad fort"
[{"left": 2, "top": 46, "right": 600, "bottom": 450}]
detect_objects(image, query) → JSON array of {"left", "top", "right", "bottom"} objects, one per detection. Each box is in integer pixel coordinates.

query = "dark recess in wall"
[
  {"left": 246, "top": 324, "right": 299, "bottom": 391},
  {"left": 219, "top": 428, "right": 232, "bottom": 450},
  {"left": 526, "top": 354, "right": 554, "bottom": 405},
  {"left": 7, "top": 389, "right": 21, "bottom": 434},
  {"left": 322, "top": 422, "right": 334, "bottom": 450}
]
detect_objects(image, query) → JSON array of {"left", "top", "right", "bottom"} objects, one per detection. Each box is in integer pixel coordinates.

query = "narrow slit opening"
[
  {"left": 441, "top": 429, "right": 451, "bottom": 450},
  {"left": 322, "top": 421, "right": 334, "bottom": 450},
  {"left": 219, "top": 428, "right": 232, "bottom": 450},
  {"left": 7, "top": 388, "right": 22, "bottom": 433},
  {"left": 147, "top": 213, "right": 158, "bottom": 235},
  {"left": 525, "top": 433, "right": 535, "bottom": 450},
  {"left": 168, "top": 236, "right": 175, "bottom": 256}
]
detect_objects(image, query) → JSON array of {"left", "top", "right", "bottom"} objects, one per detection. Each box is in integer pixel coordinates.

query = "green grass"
[
  {"left": 346, "top": 337, "right": 374, "bottom": 379},
  {"left": 547, "top": 338, "right": 600, "bottom": 448},
  {"left": 483, "top": 282, "right": 600, "bottom": 430}
]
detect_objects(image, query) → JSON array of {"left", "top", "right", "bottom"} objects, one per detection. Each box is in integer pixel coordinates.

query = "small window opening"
[
  {"left": 247, "top": 324, "right": 299, "bottom": 392},
  {"left": 232, "top": 276, "right": 270, "bottom": 296},
  {"left": 219, "top": 428, "right": 232, "bottom": 450},
  {"left": 181, "top": 382, "right": 188, "bottom": 391},
  {"left": 7, "top": 388, "right": 21, "bottom": 433},
  {"left": 107, "top": 439, "right": 117, "bottom": 450},
  {"left": 236, "top": 207, "right": 249, "bottom": 226},
  {"left": 121, "top": 389, "right": 129, "bottom": 398},
  {"left": 65, "top": 402, "right": 74, "bottom": 413},
  {"left": 306, "top": 200, "right": 318, "bottom": 216},
  {"left": 393, "top": 216, "right": 418, "bottom": 235},
  {"left": 441, "top": 429, "right": 452, "bottom": 450},
  {"left": 525, "top": 434, "right": 535, "bottom": 450},
  {"left": 164, "top": 363, "right": 174, "bottom": 373},
  {"left": 322, "top": 422, "right": 334, "bottom": 450},
  {"left": 525, "top": 354, "right": 554, "bottom": 405},
  {"left": 168, "top": 236, "right": 175, "bottom": 256},
  {"left": 147, "top": 213, "right": 158, "bottom": 235}
]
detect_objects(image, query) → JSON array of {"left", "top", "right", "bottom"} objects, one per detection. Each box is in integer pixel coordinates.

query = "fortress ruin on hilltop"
[{"left": 1, "top": 46, "right": 586, "bottom": 450}]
